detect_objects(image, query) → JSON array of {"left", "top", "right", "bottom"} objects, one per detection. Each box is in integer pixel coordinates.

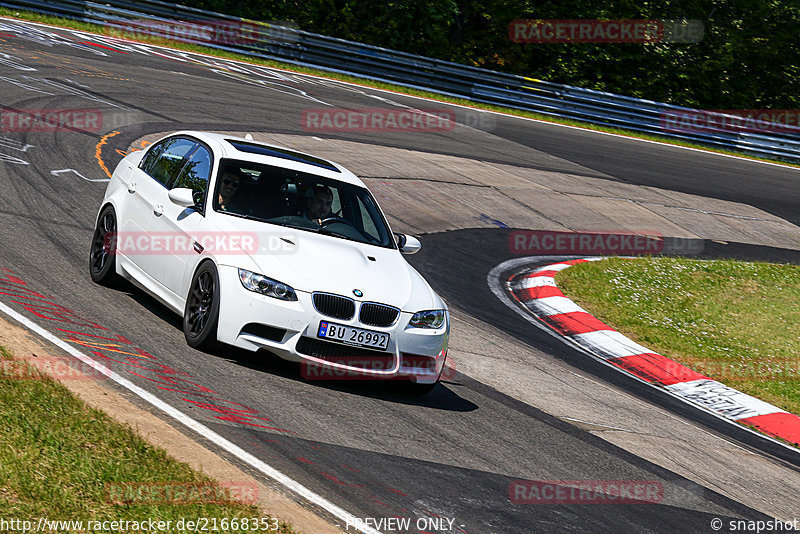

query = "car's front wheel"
[
  {"left": 89, "top": 205, "right": 119, "bottom": 286},
  {"left": 183, "top": 262, "right": 221, "bottom": 350}
]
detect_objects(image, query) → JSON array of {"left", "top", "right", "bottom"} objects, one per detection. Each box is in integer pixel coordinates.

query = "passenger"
[{"left": 217, "top": 170, "right": 242, "bottom": 212}]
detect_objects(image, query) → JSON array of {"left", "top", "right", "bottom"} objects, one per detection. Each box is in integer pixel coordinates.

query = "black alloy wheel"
[
  {"left": 183, "top": 262, "right": 221, "bottom": 350},
  {"left": 89, "top": 205, "right": 119, "bottom": 286}
]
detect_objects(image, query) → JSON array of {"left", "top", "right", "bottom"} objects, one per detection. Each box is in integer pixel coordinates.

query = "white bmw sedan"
[{"left": 90, "top": 131, "right": 449, "bottom": 393}]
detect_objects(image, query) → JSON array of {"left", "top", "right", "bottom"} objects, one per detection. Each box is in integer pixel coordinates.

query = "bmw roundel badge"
[{"left": 353, "top": 289, "right": 363, "bottom": 297}]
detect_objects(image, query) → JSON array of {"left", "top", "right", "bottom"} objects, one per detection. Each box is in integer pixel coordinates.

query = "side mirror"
[
  {"left": 395, "top": 233, "right": 422, "bottom": 255},
  {"left": 168, "top": 187, "right": 196, "bottom": 208}
]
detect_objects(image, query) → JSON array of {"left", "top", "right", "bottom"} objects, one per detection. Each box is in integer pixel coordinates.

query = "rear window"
[{"left": 226, "top": 140, "right": 340, "bottom": 173}]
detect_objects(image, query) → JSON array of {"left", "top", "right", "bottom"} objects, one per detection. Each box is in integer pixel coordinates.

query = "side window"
[
  {"left": 172, "top": 145, "right": 212, "bottom": 206},
  {"left": 143, "top": 137, "right": 197, "bottom": 186},
  {"left": 139, "top": 140, "right": 166, "bottom": 176}
]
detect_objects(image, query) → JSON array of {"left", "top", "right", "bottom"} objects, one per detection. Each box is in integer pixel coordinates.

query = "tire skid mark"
[
  {"left": 1, "top": 17, "right": 332, "bottom": 106},
  {"left": 246, "top": 432, "right": 467, "bottom": 533},
  {"left": 0, "top": 291, "right": 385, "bottom": 534},
  {"left": 0, "top": 268, "right": 292, "bottom": 433},
  {"left": 0, "top": 266, "right": 467, "bottom": 533}
]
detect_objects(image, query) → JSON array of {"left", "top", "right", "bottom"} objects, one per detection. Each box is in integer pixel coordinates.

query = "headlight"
[
  {"left": 409, "top": 309, "right": 446, "bottom": 329},
  {"left": 238, "top": 269, "right": 297, "bottom": 301}
]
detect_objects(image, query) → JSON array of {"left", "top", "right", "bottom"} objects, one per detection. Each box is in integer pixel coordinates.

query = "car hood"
[{"left": 211, "top": 217, "right": 440, "bottom": 311}]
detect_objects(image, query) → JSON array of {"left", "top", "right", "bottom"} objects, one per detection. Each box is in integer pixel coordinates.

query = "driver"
[{"left": 303, "top": 184, "right": 334, "bottom": 224}]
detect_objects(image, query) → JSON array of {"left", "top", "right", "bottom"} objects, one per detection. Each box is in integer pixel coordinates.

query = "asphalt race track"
[{"left": 0, "top": 19, "right": 799, "bottom": 533}]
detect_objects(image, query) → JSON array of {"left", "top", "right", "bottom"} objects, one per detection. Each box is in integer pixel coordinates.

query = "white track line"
[{"left": 0, "top": 300, "right": 382, "bottom": 534}]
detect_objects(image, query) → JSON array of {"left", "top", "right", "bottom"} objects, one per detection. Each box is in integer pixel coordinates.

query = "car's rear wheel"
[
  {"left": 184, "top": 262, "right": 221, "bottom": 350},
  {"left": 89, "top": 205, "right": 119, "bottom": 286}
]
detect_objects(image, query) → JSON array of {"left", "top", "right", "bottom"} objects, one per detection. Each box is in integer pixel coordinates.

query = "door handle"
[
  {"left": 127, "top": 182, "right": 136, "bottom": 193},
  {"left": 153, "top": 204, "right": 163, "bottom": 216}
]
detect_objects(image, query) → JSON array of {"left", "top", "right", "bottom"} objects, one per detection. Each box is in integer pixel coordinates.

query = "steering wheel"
[{"left": 319, "top": 216, "right": 354, "bottom": 227}]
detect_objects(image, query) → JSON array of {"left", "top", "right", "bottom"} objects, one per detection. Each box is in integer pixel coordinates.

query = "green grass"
[
  {"left": 1, "top": 7, "right": 798, "bottom": 169},
  {"left": 0, "top": 346, "right": 293, "bottom": 532},
  {"left": 555, "top": 257, "right": 800, "bottom": 415}
]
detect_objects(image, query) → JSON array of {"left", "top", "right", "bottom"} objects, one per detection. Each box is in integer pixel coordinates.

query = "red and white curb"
[{"left": 490, "top": 257, "right": 800, "bottom": 448}]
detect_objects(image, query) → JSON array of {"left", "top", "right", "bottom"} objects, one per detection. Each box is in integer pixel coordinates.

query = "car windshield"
[{"left": 212, "top": 159, "right": 395, "bottom": 248}]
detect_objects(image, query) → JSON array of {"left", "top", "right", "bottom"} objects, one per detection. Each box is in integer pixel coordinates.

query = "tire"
[
  {"left": 183, "top": 262, "right": 221, "bottom": 350},
  {"left": 88, "top": 205, "right": 119, "bottom": 286}
]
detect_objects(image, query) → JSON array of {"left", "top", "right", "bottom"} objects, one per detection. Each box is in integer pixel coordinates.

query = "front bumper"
[{"left": 216, "top": 265, "right": 449, "bottom": 383}]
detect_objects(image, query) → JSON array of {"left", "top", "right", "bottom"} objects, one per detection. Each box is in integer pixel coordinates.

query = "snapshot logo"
[
  {"left": 509, "top": 19, "right": 703, "bottom": 43},
  {"left": 0, "top": 356, "right": 110, "bottom": 381},
  {"left": 301, "top": 108, "right": 456, "bottom": 133},
  {"left": 509, "top": 479, "right": 664, "bottom": 504},
  {"left": 105, "top": 231, "right": 297, "bottom": 256},
  {"left": 509, "top": 230, "right": 704, "bottom": 256},
  {"left": 105, "top": 481, "right": 258, "bottom": 505},
  {"left": 1, "top": 108, "right": 102, "bottom": 132},
  {"left": 661, "top": 110, "right": 800, "bottom": 136},
  {"left": 718, "top": 518, "right": 800, "bottom": 533}
]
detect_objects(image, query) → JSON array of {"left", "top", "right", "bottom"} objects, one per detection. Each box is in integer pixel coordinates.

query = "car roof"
[{"left": 169, "top": 131, "right": 365, "bottom": 186}]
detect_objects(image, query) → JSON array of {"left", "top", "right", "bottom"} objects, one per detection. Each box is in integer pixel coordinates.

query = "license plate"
[{"left": 317, "top": 321, "right": 389, "bottom": 350}]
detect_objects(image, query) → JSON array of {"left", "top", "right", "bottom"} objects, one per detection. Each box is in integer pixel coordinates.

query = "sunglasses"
[{"left": 223, "top": 178, "right": 240, "bottom": 186}]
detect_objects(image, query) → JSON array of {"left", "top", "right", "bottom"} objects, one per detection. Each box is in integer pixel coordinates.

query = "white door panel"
[
  {"left": 146, "top": 194, "right": 207, "bottom": 297},
  {"left": 146, "top": 141, "right": 214, "bottom": 298},
  {"left": 118, "top": 167, "right": 163, "bottom": 269}
]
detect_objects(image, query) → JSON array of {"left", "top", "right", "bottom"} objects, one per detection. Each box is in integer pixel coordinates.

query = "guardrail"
[{"left": 2, "top": 0, "right": 799, "bottom": 163}]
